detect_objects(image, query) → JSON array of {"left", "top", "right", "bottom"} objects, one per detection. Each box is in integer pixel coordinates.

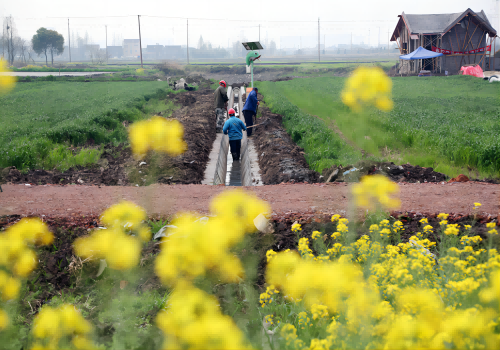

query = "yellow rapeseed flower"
[
  {"left": 437, "top": 213, "right": 449, "bottom": 220},
  {"left": 266, "top": 249, "right": 277, "bottom": 262},
  {"left": 100, "top": 200, "right": 146, "bottom": 231},
  {"left": 291, "top": 223, "right": 302, "bottom": 232},
  {"left": 13, "top": 249, "right": 37, "bottom": 277},
  {"left": 341, "top": 66, "right": 393, "bottom": 112},
  {"left": 311, "top": 231, "right": 321, "bottom": 240},
  {"left": 105, "top": 233, "right": 141, "bottom": 270},
  {"left": 32, "top": 304, "right": 94, "bottom": 349},
  {"left": 419, "top": 218, "right": 428, "bottom": 224},
  {"left": 0, "top": 308, "right": 8, "bottom": 330},
  {"left": 2, "top": 277, "right": 21, "bottom": 301},
  {"left": 444, "top": 225, "right": 459, "bottom": 236},
  {"left": 209, "top": 189, "right": 271, "bottom": 233},
  {"left": 352, "top": 175, "right": 400, "bottom": 211},
  {"left": 331, "top": 214, "right": 341, "bottom": 222},
  {"left": 0, "top": 59, "right": 16, "bottom": 95},
  {"left": 128, "top": 117, "right": 187, "bottom": 158}
]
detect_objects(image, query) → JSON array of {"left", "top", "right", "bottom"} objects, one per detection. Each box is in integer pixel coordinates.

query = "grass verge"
[{"left": 256, "top": 81, "right": 361, "bottom": 172}]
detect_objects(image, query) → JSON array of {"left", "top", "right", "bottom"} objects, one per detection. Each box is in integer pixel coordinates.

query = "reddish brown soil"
[{"left": 0, "top": 182, "right": 498, "bottom": 218}]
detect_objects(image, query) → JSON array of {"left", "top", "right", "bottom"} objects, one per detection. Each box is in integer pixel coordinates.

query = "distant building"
[
  {"left": 164, "top": 45, "right": 183, "bottom": 59},
  {"left": 145, "top": 44, "right": 164, "bottom": 60},
  {"left": 107, "top": 46, "right": 123, "bottom": 58},
  {"left": 123, "top": 39, "right": 140, "bottom": 57},
  {"left": 391, "top": 8, "right": 497, "bottom": 74}
]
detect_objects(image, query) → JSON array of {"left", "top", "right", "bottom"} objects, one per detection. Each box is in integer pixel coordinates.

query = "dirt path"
[{"left": 1, "top": 182, "right": 498, "bottom": 218}]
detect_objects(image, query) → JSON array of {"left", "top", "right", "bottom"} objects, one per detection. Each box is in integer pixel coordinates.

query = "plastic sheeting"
[
  {"left": 460, "top": 65, "right": 484, "bottom": 78},
  {"left": 400, "top": 46, "right": 444, "bottom": 60}
]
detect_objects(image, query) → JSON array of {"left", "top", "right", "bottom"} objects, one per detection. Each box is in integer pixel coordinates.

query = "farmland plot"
[
  {"left": 259, "top": 76, "right": 500, "bottom": 179},
  {"left": 0, "top": 81, "right": 173, "bottom": 171}
]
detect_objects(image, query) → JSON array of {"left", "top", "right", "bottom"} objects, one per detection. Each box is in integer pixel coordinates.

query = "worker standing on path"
[
  {"left": 214, "top": 80, "right": 229, "bottom": 133},
  {"left": 223, "top": 108, "right": 247, "bottom": 162},
  {"left": 242, "top": 87, "right": 259, "bottom": 137}
]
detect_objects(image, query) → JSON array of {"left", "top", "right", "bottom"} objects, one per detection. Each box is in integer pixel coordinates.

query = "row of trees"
[{"left": 2, "top": 16, "right": 64, "bottom": 66}]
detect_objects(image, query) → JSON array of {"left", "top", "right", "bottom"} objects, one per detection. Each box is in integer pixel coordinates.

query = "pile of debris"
[{"left": 321, "top": 161, "right": 448, "bottom": 183}]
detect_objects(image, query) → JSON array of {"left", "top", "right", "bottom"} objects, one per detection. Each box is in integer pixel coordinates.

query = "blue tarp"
[{"left": 399, "top": 46, "right": 444, "bottom": 60}]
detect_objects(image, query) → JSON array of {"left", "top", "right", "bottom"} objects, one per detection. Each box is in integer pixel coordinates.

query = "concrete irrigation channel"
[{"left": 202, "top": 86, "right": 262, "bottom": 186}]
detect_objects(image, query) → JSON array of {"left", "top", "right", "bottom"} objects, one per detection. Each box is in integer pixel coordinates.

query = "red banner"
[{"left": 432, "top": 45, "right": 491, "bottom": 55}]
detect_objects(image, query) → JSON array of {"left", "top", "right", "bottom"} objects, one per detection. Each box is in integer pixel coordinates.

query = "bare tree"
[
  {"left": 3, "top": 16, "right": 18, "bottom": 65},
  {"left": 15, "top": 37, "right": 26, "bottom": 64}
]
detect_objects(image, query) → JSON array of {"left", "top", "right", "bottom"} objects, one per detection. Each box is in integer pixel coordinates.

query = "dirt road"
[{"left": 1, "top": 182, "right": 497, "bottom": 218}]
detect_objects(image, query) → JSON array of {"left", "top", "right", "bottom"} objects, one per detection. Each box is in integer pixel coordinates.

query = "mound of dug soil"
[
  {"left": 162, "top": 88, "right": 216, "bottom": 184},
  {"left": 321, "top": 161, "right": 448, "bottom": 183},
  {"left": 252, "top": 97, "right": 320, "bottom": 184}
]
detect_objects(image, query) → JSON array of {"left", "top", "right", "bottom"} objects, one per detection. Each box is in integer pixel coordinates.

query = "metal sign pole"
[{"left": 251, "top": 61, "right": 254, "bottom": 88}]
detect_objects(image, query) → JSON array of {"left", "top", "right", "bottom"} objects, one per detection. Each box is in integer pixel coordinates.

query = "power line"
[{"left": 19, "top": 14, "right": 396, "bottom": 24}]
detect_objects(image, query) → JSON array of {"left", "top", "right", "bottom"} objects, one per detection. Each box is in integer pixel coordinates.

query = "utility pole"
[
  {"left": 388, "top": 29, "right": 390, "bottom": 53},
  {"left": 259, "top": 24, "right": 260, "bottom": 41},
  {"left": 318, "top": 18, "right": 320, "bottom": 62},
  {"left": 351, "top": 32, "right": 352, "bottom": 53},
  {"left": 68, "top": 19, "right": 71, "bottom": 62},
  {"left": 378, "top": 27, "right": 380, "bottom": 49},
  {"left": 187, "top": 19, "right": 189, "bottom": 64},
  {"left": 2, "top": 24, "right": 4, "bottom": 59},
  {"left": 105, "top": 25, "right": 108, "bottom": 64},
  {"left": 138, "top": 15, "right": 143, "bottom": 68}
]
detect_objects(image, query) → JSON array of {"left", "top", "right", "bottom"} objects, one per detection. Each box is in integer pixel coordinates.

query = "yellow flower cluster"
[
  {"left": 487, "top": 222, "right": 498, "bottom": 235},
  {"left": 128, "top": 117, "right": 187, "bottom": 158},
  {"left": 298, "top": 237, "right": 314, "bottom": 258},
  {"left": 1, "top": 218, "right": 53, "bottom": 278},
  {"left": 444, "top": 223, "right": 460, "bottom": 236},
  {"left": 260, "top": 285, "right": 280, "bottom": 307},
  {"left": 156, "top": 281, "right": 251, "bottom": 349},
  {"left": 291, "top": 223, "right": 302, "bottom": 232},
  {"left": 311, "top": 230, "right": 321, "bottom": 240},
  {"left": 330, "top": 214, "right": 341, "bottom": 222},
  {"left": 154, "top": 190, "right": 270, "bottom": 285},
  {"left": 30, "top": 304, "right": 94, "bottom": 350},
  {"left": 352, "top": 174, "right": 400, "bottom": 211},
  {"left": 341, "top": 66, "right": 393, "bottom": 112},
  {"left": 263, "top": 214, "right": 500, "bottom": 349},
  {"left": 280, "top": 323, "right": 304, "bottom": 349},
  {"left": 73, "top": 201, "right": 150, "bottom": 270},
  {"left": 153, "top": 189, "right": 270, "bottom": 348},
  {"left": 0, "top": 219, "right": 53, "bottom": 332},
  {"left": 266, "top": 249, "right": 277, "bottom": 262},
  {"left": 0, "top": 308, "right": 8, "bottom": 330},
  {"left": 310, "top": 304, "right": 329, "bottom": 320},
  {"left": 0, "top": 59, "right": 16, "bottom": 95}
]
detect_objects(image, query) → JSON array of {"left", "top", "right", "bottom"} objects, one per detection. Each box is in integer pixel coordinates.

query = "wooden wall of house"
[{"left": 441, "top": 19, "right": 488, "bottom": 73}]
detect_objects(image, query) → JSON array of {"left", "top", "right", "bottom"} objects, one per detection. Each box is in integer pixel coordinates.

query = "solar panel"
[{"left": 242, "top": 42, "right": 263, "bottom": 50}]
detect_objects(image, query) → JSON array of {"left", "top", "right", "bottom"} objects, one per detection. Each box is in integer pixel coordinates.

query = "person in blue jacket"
[
  {"left": 242, "top": 87, "right": 259, "bottom": 137},
  {"left": 223, "top": 108, "right": 247, "bottom": 161}
]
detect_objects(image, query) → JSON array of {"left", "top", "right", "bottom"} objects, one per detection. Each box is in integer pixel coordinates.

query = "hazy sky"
[{"left": 1, "top": 0, "right": 498, "bottom": 49}]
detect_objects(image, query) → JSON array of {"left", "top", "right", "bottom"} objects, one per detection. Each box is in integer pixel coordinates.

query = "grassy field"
[
  {"left": 0, "top": 81, "right": 176, "bottom": 171},
  {"left": 258, "top": 75, "right": 500, "bottom": 178}
]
